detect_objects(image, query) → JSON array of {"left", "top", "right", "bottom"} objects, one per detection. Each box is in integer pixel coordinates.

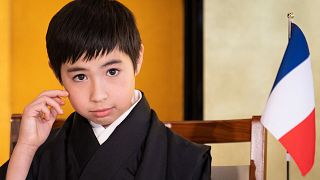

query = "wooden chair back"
[
  {"left": 10, "top": 114, "right": 266, "bottom": 180},
  {"left": 164, "top": 116, "right": 267, "bottom": 180}
]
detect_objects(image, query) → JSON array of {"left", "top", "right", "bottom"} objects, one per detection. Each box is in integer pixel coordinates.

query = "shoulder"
[
  {"left": 166, "top": 127, "right": 211, "bottom": 162},
  {"left": 164, "top": 124, "right": 212, "bottom": 179},
  {"left": 147, "top": 109, "right": 212, "bottom": 178},
  {"left": 149, "top": 110, "right": 211, "bottom": 160}
]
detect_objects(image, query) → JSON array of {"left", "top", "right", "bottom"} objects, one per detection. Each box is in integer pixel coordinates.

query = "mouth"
[{"left": 90, "top": 108, "right": 113, "bottom": 118}]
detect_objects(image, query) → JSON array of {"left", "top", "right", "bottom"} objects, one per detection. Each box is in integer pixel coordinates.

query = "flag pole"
[
  {"left": 286, "top": 12, "right": 294, "bottom": 180},
  {"left": 288, "top": 12, "right": 294, "bottom": 39}
]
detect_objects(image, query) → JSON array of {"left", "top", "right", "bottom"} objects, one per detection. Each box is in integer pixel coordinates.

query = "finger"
[
  {"left": 50, "top": 107, "right": 58, "bottom": 120},
  {"left": 35, "top": 104, "right": 59, "bottom": 122},
  {"left": 34, "top": 104, "right": 51, "bottom": 121},
  {"left": 32, "top": 96, "right": 64, "bottom": 114},
  {"left": 53, "top": 97, "right": 65, "bottom": 105},
  {"left": 27, "top": 90, "right": 68, "bottom": 108},
  {"left": 44, "top": 98, "right": 64, "bottom": 115},
  {"left": 31, "top": 95, "right": 66, "bottom": 107},
  {"left": 38, "top": 90, "right": 69, "bottom": 98}
]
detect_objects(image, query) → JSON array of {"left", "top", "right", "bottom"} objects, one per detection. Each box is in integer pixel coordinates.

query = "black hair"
[{"left": 46, "top": 0, "right": 142, "bottom": 82}]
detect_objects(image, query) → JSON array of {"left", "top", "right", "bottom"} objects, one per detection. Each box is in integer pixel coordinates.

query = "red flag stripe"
[{"left": 279, "top": 109, "right": 315, "bottom": 176}]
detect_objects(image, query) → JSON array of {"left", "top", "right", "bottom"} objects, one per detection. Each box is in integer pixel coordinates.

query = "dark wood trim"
[
  {"left": 184, "top": 0, "right": 203, "bottom": 120},
  {"left": 166, "top": 119, "right": 252, "bottom": 144}
]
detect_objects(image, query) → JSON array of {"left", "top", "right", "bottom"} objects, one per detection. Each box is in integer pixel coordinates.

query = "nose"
[{"left": 90, "top": 78, "right": 108, "bottom": 103}]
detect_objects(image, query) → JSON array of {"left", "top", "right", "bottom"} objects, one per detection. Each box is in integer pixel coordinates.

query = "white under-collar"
[{"left": 89, "top": 90, "right": 142, "bottom": 145}]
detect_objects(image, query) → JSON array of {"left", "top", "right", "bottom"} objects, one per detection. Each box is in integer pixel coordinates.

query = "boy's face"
[{"left": 60, "top": 47, "right": 143, "bottom": 126}]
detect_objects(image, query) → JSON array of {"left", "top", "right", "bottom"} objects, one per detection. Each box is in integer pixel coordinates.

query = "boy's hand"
[{"left": 17, "top": 90, "right": 69, "bottom": 150}]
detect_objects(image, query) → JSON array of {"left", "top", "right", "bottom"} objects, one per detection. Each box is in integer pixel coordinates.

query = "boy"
[{"left": 0, "top": 0, "right": 211, "bottom": 179}]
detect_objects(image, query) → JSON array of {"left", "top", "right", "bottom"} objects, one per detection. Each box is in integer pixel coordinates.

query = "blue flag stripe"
[{"left": 271, "top": 23, "right": 310, "bottom": 91}]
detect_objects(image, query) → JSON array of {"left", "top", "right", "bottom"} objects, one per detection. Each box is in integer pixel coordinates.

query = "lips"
[{"left": 90, "top": 108, "right": 113, "bottom": 118}]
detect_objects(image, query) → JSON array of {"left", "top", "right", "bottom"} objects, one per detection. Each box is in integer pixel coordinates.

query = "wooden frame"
[
  {"left": 10, "top": 115, "right": 266, "bottom": 180},
  {"left": 164, "top": 116, "right": 267, "bottom": 180},
  {"left": 184, "top": 0, "right": 204, "bottom": 119}
]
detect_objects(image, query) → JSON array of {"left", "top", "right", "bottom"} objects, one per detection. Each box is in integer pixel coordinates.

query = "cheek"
[
  {"left": 118, "top": 79, "right": 135, "bottom": 96},
  {"left": 111, "top": 73, "right": 135, "bottom": 91},
  {"left": 68, "top": 93, "right": 81, "bottom": 109},
  {"left": 121, "top": 73, "right": 135, "bottom": 88},
  {"left": 111, "top": 77, "right": 135, "bottom": 103},
  {"left": 66, "top": 88, "right": 87, "bottom": 109}
]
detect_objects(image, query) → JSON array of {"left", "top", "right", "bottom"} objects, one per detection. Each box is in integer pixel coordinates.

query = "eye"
[
  {"left": 73, "top": 74, "right": 87, "bottom": 81},
  {"left": 107, "top": 69, "right": 119, "bottom": 77}
]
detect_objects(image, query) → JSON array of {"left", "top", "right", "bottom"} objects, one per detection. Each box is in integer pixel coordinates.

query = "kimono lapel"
[
  {"left": 135, "top": 110, "right": 168, "bottom": 180},
  {"left": 78, "top": 96, "right": 151, "bottom": 180},
  {"left": 68, "top": 113, "right": 100, "bottom": 176}
]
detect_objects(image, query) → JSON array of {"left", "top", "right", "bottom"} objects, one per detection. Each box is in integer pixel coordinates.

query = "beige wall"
[
  {"left": 0, "top": 0, "right": 11, "bottom": 164},
  {"left": 0, "top": 0, "right": 183, "bottom": 164},
  {"left": 204, "top": 0, "right": 320, "bottom": 179}
]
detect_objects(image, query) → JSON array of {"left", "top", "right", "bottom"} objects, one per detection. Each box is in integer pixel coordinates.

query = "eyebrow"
[
  {"left": 66, "top": 59, "right": 122, "bottom": 73},
  {"left": 102, "top": 59, "right": 122, "bottom": 67}
]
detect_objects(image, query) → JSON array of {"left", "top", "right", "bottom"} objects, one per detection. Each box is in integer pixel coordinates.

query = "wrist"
[
  {"left": 15, "top": 141, "right": 39, "bottom": 153},
  {"left": 7, "top": 141, "right": 38, "bottom": 180}
]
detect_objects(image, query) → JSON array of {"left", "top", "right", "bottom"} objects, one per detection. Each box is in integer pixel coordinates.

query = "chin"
[{"left": 92, "top": 117, "right": 116, "bottom": 126}]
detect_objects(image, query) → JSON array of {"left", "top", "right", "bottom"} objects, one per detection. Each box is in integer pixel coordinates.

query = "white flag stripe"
[{"left": 261, "top": 56, "right": 315, "bottom": 139}]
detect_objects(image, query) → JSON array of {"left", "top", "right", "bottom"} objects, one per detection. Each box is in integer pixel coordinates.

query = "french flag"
[{"left": 261, "top": 23, "right": 315, "bottom": 176}]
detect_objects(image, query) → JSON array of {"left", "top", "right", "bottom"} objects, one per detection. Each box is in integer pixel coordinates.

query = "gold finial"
[
  {"left": 287, "top": 12, "right": 294, "bottom": 39},
  {"left": 287, "top": 12, "right": 294, "bottom": 19}
]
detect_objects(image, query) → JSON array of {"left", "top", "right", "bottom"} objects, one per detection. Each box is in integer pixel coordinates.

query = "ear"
[{"left": 134, "top": 44, "right": 144, "bottom": 76}]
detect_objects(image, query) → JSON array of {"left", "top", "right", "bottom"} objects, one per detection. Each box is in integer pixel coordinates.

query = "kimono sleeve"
[{"left": 192, "top": 150, "right": 212, "bottom": 180}]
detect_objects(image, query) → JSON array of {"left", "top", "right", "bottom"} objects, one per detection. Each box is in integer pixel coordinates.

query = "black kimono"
[{"left": 0, "top": 95, "right": 211, "bottom": 180}]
